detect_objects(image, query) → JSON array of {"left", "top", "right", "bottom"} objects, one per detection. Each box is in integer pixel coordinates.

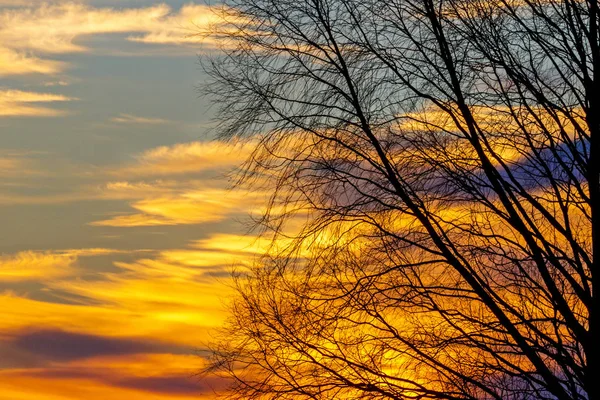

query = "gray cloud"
[{"left": 9, "top": 329, "right": 191, "bottom": 361}]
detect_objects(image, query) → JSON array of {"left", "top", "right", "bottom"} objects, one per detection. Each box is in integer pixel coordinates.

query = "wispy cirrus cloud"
[
  {"left": 0, "top": 234, "right": 244, "bottom": 343},
  {"left": 0, "top": 2, "right": 221, "bottom": 77},
  {"left": 0, "top": 140, "right": 250, "bottom": 207},
  {"left": 0, "top": 89, "right": 75, "bottom": 117},
  {"left": 0, "top": 248, "right": 131, "bottom": 283},
  {"left": 89, "top": 140, "right": 257, "bottom": 226},
  {"left": 118, "top": 140, "right": 251, "bottom": 177},
  {"left": 0, "top": 201, "right": 257, "bottom": 398},
  {"left": 127, "top": 4, "right": 220, "bottom": 45},
  {"left": 0, "top": 47, "right": 65, "bottom": 76},
  {"left": 90, "top": 189, "right": 252, "bottom": 227},
  {"left": 111, "top": 113, "right": 172, "bottom": 125},
  {"left": 0, "top": 251, "right": 77, "bottom": 282},
  {"left": 0, "top": 150, "right": 48, "bottom": 177},
  {"left": 0, "top": 0, "right": 41, "bottom": 5}
]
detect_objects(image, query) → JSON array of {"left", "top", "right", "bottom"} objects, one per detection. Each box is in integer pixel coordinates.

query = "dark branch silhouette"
[{"left": 202, "top": 0, "right": 599, "bottom": 398}]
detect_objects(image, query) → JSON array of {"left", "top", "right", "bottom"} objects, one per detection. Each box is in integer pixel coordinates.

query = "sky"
[{"left": 0, "top": 1, "right": 261, "bottom": 398}]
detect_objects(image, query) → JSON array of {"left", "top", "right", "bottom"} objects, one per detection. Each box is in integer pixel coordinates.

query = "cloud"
[
  {"left": 0, "top": 248, "right": 130, "bottom": 282},
  {"left": 0, "top": 352, "right": 223, "bottom": 399},
  {"left": 97, "top": 180, "right": 183, "bottom": 200},
  {"left": 0, "top": 251, "right": 76, "bottom": 282},
  {"left": 115, "top": 374, "right": 223, "bottom": 395},
  {"left": 0, "top": 151, "right": 45, "bottom": 177},
  {"left": 127, "top": 4, "right": 220, "bottom": 46},
  {"left": 45, "top": 254, "right": 236, "bottom": 342},
  {"left": 0, "top": 140, "right": 251, "bottom": 206},
  {"left": 191, "top": 233, "right": 268, "bottom": 254},
  {"left": 119, "top": 140, "right": 251, "bottom": 176},
  {"left": 0, "top": 178, "right": 178, "bottom": 205},
  {"left": 90, "top": 212, "right": 178, "bottom": 227},
  {"left": 42, "top": 80, "right": 70, "bottom": 87},
  {"left": 0, "top": 3, "right": 169, "bottom": 54},
  {"left": 0, "top": 47, "right": 65, "bottom": 76},
  {"left": 110, "top": 113, "right": 171, "bottom": 125},
  {"left": 10, "top": 329, "right": 186, "bottom": 362},
  {"left": 0, "top": 265, "right": 231, "bottom": 346},
  {"left": 0, "top": 0, "right": 41, "bottom": 5},
  {"left": 0, "top": 89, "right": 75, "bottom": 117},
  {"left": 0, "top": 353, "right": 218, "bottom": 399},
  {"left": 57, "top": 247, "right": 131, "bottom": 257},
  {"left": 87, "top": 140, "right": 261, "bottom": 227},
  {"left": 0, "top": 232, "right": 255, "bottom": 397},
  {"left": 0, "top": 3, "right": 221, "bottom": 77},
  {"left": 90, "top": 189, "right": 250, "bottom": 227}
]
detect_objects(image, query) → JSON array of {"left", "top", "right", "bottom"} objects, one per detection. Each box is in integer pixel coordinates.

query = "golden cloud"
[
  {"left": 127, "top": 4, "right": 221, "bottom": 45},
  {"left": 0, "top": 248, "right": 131, "bottom": 283},
  {"left": 397, "top": 104, "right": 587, "bottom": 166},
  {"left": 0, "top": 139, "right": 253, "bottom": 206},
  {"left": 0, "top": 0, "right": 42, "bottom": 4},
  {"left": 0, "top": 232, "right": 261, "bottom": 398},
  {"left": 97, "top": 180, "right": 183, "bottom": 200},
  {"left": 89, "top": 140, "right": 261, "bottom": 226},
  {"left": 0, "top": 3, "right": 222, "bottom": 77},
  {"left": 45, "top": 260, "right": 236, "bottom": 344},
  {"left": 0, "top": 366, "right": 216, "bottom": 400},
  {"left": 191, "top": 233, "right": 267, "bottom": 254},
  {"left": 0, "top": 240, "right": 241, "bottom": 344},
  {"left": 0, "top": 47, "right": 64, "bottom": 76},
  {"left": 90, "top": 189, "right": 253, "bottom": 227},
  {"left": 0, "top": 89, "right": 74, "bottom": 117},
  {"left": 118, "top": 140, "right": 252, "bottom": 177},
  {"left": 0, "top": 151, "right": 48, "bottom": 177},
  {"left": 0, "top": 251, "right": 76, "bottom": 282}
]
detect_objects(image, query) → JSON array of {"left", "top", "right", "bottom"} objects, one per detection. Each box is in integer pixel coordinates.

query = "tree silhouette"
[{"left": 203, "top": 0, "right": 598, "bottom": 398}]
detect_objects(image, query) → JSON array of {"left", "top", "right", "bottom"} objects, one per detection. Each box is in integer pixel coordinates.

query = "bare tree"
[{"left": 203, "top": 0, "right": 599, "bottom": 398}]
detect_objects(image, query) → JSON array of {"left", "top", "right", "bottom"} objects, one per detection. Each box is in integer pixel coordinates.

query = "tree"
[{"left": 203, "top": 0, "right": 599, "bottom": 398}]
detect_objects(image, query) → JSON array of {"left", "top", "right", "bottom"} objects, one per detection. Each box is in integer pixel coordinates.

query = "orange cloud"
[
  {"left": 44, "top": 253, "right": 237, "bottom": 345},
  {"left": 0, "top": 364, "right": 219, "bottom": 400},
  {"left": 0, "top": 242, "right": 241, "bottom": 346},
  {"left": 0, "top": 233, "right": 259, "bottom": 398}
]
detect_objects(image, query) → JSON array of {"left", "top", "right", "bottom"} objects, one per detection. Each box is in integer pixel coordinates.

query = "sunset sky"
[{"left": 0, "top": 1, "right": 256, "bottom": 398}]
